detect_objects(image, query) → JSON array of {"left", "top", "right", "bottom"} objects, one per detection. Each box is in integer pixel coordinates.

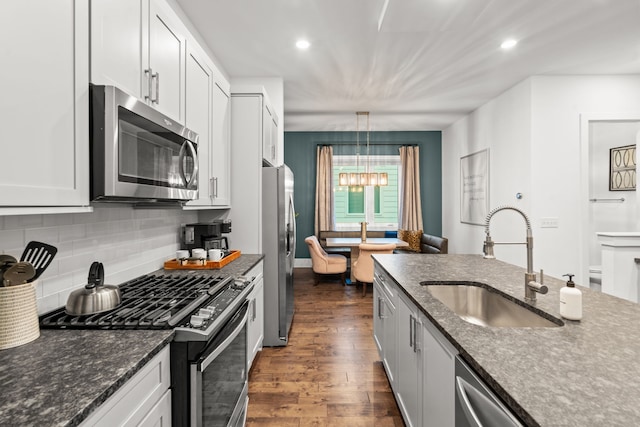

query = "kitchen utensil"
[
  {"left": 65, "top": 262, "right": 121, "bottom": 316},
  {"left": 20, "top": 241, "right": 57, "bottom": 282},
  {"left": 0, "top": 255, "right": 17, "bottom": 285},
  {"left": 3, "top": 262, "right": 36, "bottom": 286}
]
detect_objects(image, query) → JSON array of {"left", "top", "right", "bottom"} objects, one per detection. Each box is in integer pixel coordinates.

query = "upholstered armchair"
[
  {"left": 305, "top": 236, "right": 348, "bottom": 285},
  {"left": 352, "top": 243, "right": 396, "bottom": 296}
]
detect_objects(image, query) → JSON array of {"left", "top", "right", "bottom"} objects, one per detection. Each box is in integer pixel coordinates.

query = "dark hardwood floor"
[{"left": 246, "top": 268, "right": 404, "bottom": 426}]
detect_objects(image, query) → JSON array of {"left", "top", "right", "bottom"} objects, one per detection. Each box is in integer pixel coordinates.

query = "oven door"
[{"left": 190, "top": 301, "right": 249, "bottom": 427}]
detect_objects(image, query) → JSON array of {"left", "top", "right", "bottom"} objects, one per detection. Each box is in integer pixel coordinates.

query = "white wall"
[
  {"left": 442, "top": 79, "right": 532, "bottom": 265},
  {"left": 0, "top": 207, "right": 197, "bottom": 314},
  {"left": 443, "top": 75, "right": 640, "bottom": 285}
]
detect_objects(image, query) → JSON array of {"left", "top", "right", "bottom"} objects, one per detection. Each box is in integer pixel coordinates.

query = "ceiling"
[{"left": 176, "top": 0, "right": 640, "bottom": 132}]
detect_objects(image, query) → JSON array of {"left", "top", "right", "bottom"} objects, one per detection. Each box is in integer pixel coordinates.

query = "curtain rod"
[{"left": 317, "top": 143, "right": 418, "bottom": 147}]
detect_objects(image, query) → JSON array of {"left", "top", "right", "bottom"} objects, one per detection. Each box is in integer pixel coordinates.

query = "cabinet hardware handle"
[
  {"left": 378, "top": 297, "right": 385, "bottom": 319},
  {"left": 409, "top": 315, "right": 414, "bottom": 349},
  {"left": 413, "top": 317, "right": 419, "bottom": 353},
  {"left": 154, "top": 71, "right": 160, "bottom": 103},
  {"left": 252, "top": 298, "right": 257, "bottom": 321},
  {"left": 144, "top": 68, "right": 153, "bottom": 101},
  {"left": 214, "top": 177, "right": 218, "bottom": 198}
]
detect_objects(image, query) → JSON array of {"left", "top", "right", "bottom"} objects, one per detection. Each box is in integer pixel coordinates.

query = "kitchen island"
[
  {"left": 0, "top": 254, "right": 263, "bottom": 426},
  {"left": 374, "top": 253, "right": 640, "bottom": 426}
]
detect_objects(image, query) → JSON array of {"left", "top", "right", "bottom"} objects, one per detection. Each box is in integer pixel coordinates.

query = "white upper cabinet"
[
  {"left": 91, "top": 0, "right": 185, "bottom": 123},
  {"left": 147, "top": 0, "right": 185, "bottom": 122},
  {"left": 184, "top": 43, "right": 214, "bottom": 207},
  {"left": 0, "top": 0, "right": 90, "bottom": 209},
  {"left": 211, "top": 78, "right": 231, "bottom": 207},
  {"left": 183, "top": 43, "right": 231, "bottom": 209},
  {"left": 262, "top": 103, "right": 278, "bottom": 166}
]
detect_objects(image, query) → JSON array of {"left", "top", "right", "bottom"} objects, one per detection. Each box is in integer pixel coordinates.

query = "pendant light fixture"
[{"left": 338, "top": 112, "right": 388, "bottom": 187}]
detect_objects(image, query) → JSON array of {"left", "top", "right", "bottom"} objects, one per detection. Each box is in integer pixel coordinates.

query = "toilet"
[{"left": 589, "top": 265, "right": 602, "bottom": 291}]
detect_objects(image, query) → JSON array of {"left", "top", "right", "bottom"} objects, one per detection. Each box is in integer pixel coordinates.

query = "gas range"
[{"left": 40, "top": 273, "right": 254, "bottom": 341}]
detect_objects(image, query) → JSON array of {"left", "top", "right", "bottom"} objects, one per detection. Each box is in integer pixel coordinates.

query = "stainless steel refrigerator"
[{"left": 262, "top": 165, "right": 296, "bottom": 346}]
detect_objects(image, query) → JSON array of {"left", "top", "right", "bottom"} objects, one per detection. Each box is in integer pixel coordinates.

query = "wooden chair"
[
  {"left": 352, "top": 243, "right": 396, "bottom": 296},
  {"left": 305, "top": 236, "right": 348, "bottom": 285}
]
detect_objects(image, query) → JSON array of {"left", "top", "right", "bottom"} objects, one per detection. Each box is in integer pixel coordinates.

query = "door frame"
[{"left": 579, "top": 112, "right": 640, "bottom": 287}]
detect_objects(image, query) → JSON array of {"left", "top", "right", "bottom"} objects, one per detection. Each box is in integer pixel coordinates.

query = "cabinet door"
[
  {"left": 396, "top": 294, "right": 420, "bottom": 427},
  {"left": 262, "top": 103, "right": 273, "bottom": 166},
  {"left": 247, "top": 276, "right": 264, "bottom": 370},
  {"left": 138, "top": 389, "right": 172, "bottom": 427},
  {"left": 147, "top": 0, "right": 185, "bottom": 122},
  {"left": 90, "top": 0, "right": 144, "bottom": 98},
  {"left": 184, "top": 43, "right": 213, "bottom": 207},
  {"left": 211, "top": 80, "right": 231, "bottom": 206},
  {"left": 422, "top": 318, "right": 457, "bottom": 427},
  {"left": 270, "top": 111, "right": 278, "bottom": 165},
  {"left": 0, "top": 0, "right": 89, "bottom": 207}
]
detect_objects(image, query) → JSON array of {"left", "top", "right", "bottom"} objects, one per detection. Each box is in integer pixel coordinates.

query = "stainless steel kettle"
[{"left": 65, "top": 262, "right": 121, "bottom": 316}]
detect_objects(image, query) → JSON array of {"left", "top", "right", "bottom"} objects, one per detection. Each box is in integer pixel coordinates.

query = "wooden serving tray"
[{"left": 163, "top": 250, "right": 241, "bottom": 270}]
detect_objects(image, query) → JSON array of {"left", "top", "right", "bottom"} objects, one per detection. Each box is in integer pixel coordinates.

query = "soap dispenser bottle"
[{"left": 560, "top": 273, "right": 582, "bottom": 320}]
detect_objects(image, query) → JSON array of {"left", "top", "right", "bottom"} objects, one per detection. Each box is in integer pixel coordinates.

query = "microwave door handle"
[{"left": 179, "top": 140, "right": 199, "bottom": 188}]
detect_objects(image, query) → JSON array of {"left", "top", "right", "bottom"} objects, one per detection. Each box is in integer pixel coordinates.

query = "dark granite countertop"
[
  {"left": 0, "top": 254, "right": 263, "bottom": 427},
  {"left": 374, "top": 253, "right": 640, "bottom": 427}
]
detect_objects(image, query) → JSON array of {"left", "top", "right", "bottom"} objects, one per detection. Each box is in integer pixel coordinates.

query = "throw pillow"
[{"left": 398, "top": 229, "right": 423, "bottom": 252}]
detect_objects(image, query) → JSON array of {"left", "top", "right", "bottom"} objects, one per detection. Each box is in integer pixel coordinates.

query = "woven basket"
[{"left": 0, "top": 281, "right": 40, "bottom": 350}]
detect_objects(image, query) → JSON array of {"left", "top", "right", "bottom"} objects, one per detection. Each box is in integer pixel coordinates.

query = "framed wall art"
[
  {"left": 460, "top": 149, "right": 489, "bottom": 226},
  {"left": 609, "top": 144, "right": 636, "bottom": 191}
]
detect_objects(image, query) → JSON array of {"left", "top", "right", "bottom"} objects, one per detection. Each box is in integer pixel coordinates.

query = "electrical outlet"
[{"left": 541, "top": 217, "right": 559, "bottom": 228}]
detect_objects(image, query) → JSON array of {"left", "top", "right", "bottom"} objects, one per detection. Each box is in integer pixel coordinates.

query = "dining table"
[{"left": 325, "top": 237, "right": 409, "bottom": 282}]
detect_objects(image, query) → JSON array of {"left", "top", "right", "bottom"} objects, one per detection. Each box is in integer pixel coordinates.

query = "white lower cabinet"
[
  {"left": 81, "top": 345, "right": 171, "bottom": 426},
  {"left": 246, "top": 261, "right": 265, "bottom": 371},
  {"left": 373, "top": 271, "right": 397, "bottom": 386},
  {"left": 396, "top": 292, "right": 421, "bottom": 427},
  {"left": 374, "top": 263, "right": 458, "bottom": 427},
  {"left": 422, "top": 315, "right": 457, "bottom": 427}
]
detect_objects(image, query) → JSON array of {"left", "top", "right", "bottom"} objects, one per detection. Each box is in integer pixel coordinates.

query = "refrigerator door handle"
[{"left": 287, "top": 193, "right": 296, "bottom": 258}]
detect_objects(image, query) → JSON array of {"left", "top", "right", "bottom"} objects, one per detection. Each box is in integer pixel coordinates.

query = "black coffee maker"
[{"left": 182, "top": 220, "right": 232, "bottom": 251}]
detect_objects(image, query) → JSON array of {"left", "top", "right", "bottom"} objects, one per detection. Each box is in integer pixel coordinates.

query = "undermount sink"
[{"left": 422, "top": 282, "right": 563, "bottom": 328}]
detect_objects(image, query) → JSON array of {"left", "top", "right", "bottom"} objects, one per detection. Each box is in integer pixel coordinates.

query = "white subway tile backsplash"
[
  {"left": 25, "top": 226, "right": 59, "bottom": 245},
  {"left": 0, "top": 229, "right": 25, "bottom": 251},
  {"left": 42, "top": 213, "right": 74, "bottom": 227},
  {"left": 0, "top": 206, "right": 198, "bottom": 314},
  {"left": 3, "top": 214, "right": 44, "bottom": 230}
]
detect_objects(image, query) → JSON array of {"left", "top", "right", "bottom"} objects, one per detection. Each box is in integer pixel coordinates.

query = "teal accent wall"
[{"left": 284, "top": 131, "right": 442, "bottom": 258}]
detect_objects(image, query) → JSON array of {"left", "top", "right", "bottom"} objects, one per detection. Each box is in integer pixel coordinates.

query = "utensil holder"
[{"left": 0, "top": 281, "right": 40, "bottom": 350}]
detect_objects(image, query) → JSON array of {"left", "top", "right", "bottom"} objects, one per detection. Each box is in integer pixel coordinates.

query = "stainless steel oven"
[
  {"left": 190, "top": 300, "right": 249, "bottom": 427},
  {"left": 90, "top": 84, "right": 199, "bottom": 204}
]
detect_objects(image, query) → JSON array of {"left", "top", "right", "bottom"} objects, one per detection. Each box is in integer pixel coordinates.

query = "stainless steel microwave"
[{"left": 90, "top": 84, "right": 199, "bottom": 204}]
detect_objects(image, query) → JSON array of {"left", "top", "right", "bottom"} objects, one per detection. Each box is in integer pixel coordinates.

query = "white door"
[
  {"left": 0, "top": 0, "right": 89, "bottom": 207},
  {"left": 147, "top": 0, "right": 185, "bottom": 122},
  {"left": 396, "top": 295, "right": 420, "bottom": 427},
  {"left": 90, "top": 0, "right": 144, "bottom": 98},
  {"left": 211, "top": 81, "right": 231, "bottom": 206},
  {"left": 184, "top": 44, "right": 213, "bottom": 206}
]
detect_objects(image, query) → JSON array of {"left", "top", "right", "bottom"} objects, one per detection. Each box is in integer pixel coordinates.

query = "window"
[{"left": 333, "top": 155, "right": 400, "bottom": 230}]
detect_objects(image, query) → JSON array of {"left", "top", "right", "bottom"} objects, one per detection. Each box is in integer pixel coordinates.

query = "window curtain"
[
  {"left": 399, "top": 146, "right": 423, "bottom": 231},
  {"left": 314, "top": 145, "right": 334, "bottom": 235}
]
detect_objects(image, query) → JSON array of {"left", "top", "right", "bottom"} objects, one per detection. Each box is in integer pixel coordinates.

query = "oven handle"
[{"left": 199, "top": 302, "right": 248, "bottom": 371}]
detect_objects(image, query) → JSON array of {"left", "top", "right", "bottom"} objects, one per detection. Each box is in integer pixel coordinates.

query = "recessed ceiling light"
[
  {"left": 501, "top": 39, "right": 518, "bottom": 50},
  {"left": 296, "top": 39, "right": 310, "bottom": 50}
]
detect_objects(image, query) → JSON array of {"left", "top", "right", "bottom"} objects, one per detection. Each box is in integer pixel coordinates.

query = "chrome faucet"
[{"left": 483, "top": 206, "right": 548, "bottom": 303}]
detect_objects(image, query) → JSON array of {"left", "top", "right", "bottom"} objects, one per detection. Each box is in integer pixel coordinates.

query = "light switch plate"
[{"left": 541, "top": 217, "right": 559, "bottom": 228}]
